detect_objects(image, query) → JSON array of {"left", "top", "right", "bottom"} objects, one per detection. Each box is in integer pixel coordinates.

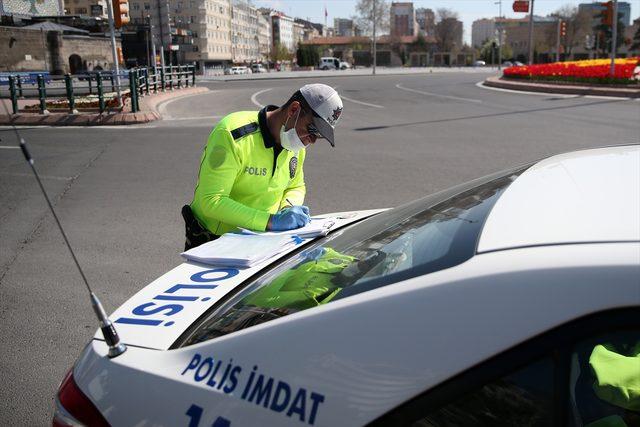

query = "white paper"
[
  {"left": 181, "top": 233, "right": 303, "bottom": 267},
  {"left": 240, "top": 217, "right": 336, "bottom": 238}
]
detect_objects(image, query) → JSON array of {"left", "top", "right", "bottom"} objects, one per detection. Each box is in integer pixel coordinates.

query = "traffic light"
[
  {"left": 560, "top": 21, "right": 567, "bottom": 37},
  {"left": 112, "top": 0, "right": 130, "bottom": 28},
  {"left": 117, "top": 47, "right": 124, "bottom": 64},
  {"left": 600, "top": 1, "right": 613, "bottom": 26}
]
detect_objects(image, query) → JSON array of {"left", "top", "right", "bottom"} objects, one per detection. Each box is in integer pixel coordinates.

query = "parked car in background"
[
  {"left": 514, "top": 61, "right": 525, "bottom": 66},
  {"left": 226, "top": 66, "right": 250, "bottom": 75},
  {"left": 319, "top": 57, "right": 341, "bottom": 70},
  {"left": 473, "top": 60, "right": 487, "bottom": 67},
  {"left": 251, "top": 64, "right": 267, "bottom": 73},
  {"left": 339, "top": 61, "right": 351, "bottom": 70},
  {"left": 502, "top": 61, "right": 514, "bottom": 67}
]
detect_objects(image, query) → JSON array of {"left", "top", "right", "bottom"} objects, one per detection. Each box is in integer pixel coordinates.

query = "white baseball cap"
[{"left": 300, "top": 84, "right": 343, "bottom": 147}]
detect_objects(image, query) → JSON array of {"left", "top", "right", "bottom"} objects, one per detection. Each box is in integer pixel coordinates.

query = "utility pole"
[
  {"left": 143, "top": 11, "right": 150, "bottom": 66},
  {"left": 609, "top": 0, "right": 618, "bottom": 76},
  {"left": 149, "top": 14, "right": 157, "bottom": 67},
  {"left": 106, "top": 0, "right": 123, "bottom": 107},
  {"left": 556, "top": 18, "right": 561, "bottom": 62},
  {"left": 527, "top": 0, "right": 535, "bottom": 65},
  {"left": 495, "top": 0, "right": 503, "bottom": 69},
  {"left": 372, "top": 0, "right": 377, "bottom": 75}
]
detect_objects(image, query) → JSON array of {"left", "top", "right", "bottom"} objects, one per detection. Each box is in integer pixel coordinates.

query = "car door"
[{"left": 370, "top": 308, "right": 639, "bottom": 427}]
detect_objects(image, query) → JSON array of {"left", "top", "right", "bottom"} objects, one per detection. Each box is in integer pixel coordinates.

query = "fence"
[{"left": 2, "top": 64, "right": 196, "bottom": 115}]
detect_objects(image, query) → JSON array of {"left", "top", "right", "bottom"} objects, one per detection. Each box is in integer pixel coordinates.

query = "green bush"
[{"left": 296, "top": 45, "right": 321, "bottom": 67}]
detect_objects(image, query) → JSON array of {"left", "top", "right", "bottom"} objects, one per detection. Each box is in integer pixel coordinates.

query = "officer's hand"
[
  {"left": 268, "top": 206, "right": 310, "bottom": 231},
  {"left": 299, "top": 205, "right": 310, "bottom": 216},
  {"left": 284, "top": 202, "right": 310, "bottom": 217}
]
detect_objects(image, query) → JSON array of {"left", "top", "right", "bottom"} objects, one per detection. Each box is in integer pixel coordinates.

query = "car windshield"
[{"left": 175, "top": 166, "right": 528, "bottom": 348}]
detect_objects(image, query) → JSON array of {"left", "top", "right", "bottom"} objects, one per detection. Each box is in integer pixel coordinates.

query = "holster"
[{"left": 182, "top": 205, "right": 218, "bottom": 251}]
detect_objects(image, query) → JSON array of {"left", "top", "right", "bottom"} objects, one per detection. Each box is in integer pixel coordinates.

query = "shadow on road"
[{"left": 353, "top": 99, "right": 627, "bottom": 132}]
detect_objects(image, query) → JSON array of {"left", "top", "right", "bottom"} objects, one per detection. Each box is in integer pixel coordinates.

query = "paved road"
[{"left": 1, "top": 70, "right": 638, "bottom": 425}]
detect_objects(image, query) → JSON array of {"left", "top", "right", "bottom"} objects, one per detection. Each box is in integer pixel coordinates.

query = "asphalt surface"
[{"left": 1, "top": 70, "right": 639, "bottom": 425}]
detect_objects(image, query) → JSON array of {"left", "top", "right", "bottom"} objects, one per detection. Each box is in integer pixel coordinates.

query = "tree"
[
  {"left": 271, "top": 42, "right": 293, "bottom": 63},
  {"left": 479, "top": 38, "right": 513, "bottom": 64},
  {"left": 547, "top": 5, "right": 592, "bottom": 58},
  {"left": 411, "top": 32, "right": 429, "bottom": 52},
  {"left": 434, "top": 8, "right": 462, "bottom": 52},
  {"left": 593, "top": 10, "right": 626, "bottom": 55},
  {"left": 631, "top": 24, "right": 640, "bottom": 50},
  {"left": 355, "top": 0, "right": 389, "bottom": 36},
  {"left": 296, "top": 45, "right": 320, "bottom": 67}
]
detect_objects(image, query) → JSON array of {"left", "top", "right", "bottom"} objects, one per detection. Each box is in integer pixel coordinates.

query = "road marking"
[
  {"left": 1, "top": 171, "right": 72, "bottom": 181},
  {"left": 163, "top": 115, "right": 222, "bottom": 122},
  {"left": 396, "top": 83, "right": 482, "bottom": 103},
  {"left": 251, "top": 88, "right": 272, "bottom": 108},
  {"left": 339, "top": 93, "right": 384, "bottom": 109},
  {"left": 475, "top": 81, "right": 635, "bottom": 100},
  {"left": 0, "top": 146, "right": 20, "bottom": 149},
  {"left": 157, "top": 90, "right": 214, "bottom": 119}
]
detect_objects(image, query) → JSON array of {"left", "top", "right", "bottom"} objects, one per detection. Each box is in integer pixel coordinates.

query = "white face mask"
[{"left": 280, "top": 109, "right": 306, "bottom": 153}]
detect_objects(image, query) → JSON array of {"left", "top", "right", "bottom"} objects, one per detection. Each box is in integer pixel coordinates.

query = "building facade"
[
  {"left": 1, "top": 0, "right": 63, "bottom": 17},
  {"left": 231, "top": 0, "right": 259, "bottom": 63},
  {"left": 578, "top": 2, "right": 631, "bottom": 26},
  {"left": 390, "top": 2, "right": 417, "bottom": 37},
  {"left": 294, "top": 18, "right": 321, "bottom": 41},
  {"left": 472, "top": 18, "right": 496, "bottom": 48},
  {"left": 271, "top": 11, "right": 294, "bottom": 52},
  {"left": 334, "top": 18, "right": 354, "bottom": 36},
  {"left": 257, "top": 11, "right": 271, "bottom": 61},
  {"left": 62, "top": 0, "right": 108, "bottom": 18},
  {"left": 415, "top": 7, "right": 434, "bottom": 37}
]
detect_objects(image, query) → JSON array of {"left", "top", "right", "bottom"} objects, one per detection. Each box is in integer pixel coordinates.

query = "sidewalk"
[
  {"left": 0, "top": 86, "right": 208, "bottom": 126},
  {"left": 483, "top": 76, "right": 640, "bottom": 98},
  {"left": 201, "top": 66, "right": 499, "bottom": 82}
]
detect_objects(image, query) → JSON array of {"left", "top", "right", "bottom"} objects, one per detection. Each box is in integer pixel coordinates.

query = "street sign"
[
  {"left": 170, "top": 45, "right": 180, "bottom": 51},
  {"left": 513, "top": 1, "right": 529, "bottom": 13}
]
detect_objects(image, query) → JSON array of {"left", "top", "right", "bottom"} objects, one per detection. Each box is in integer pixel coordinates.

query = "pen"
[{"left": 286, "top": 198, "right": 294, "bottom": 207}]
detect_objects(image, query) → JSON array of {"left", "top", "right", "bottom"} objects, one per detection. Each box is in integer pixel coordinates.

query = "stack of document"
[
  {"left": 240, "top": 217, "right": 336, "bottom": 238},
  {"left": 181, "top": 233, "right": 303, "bottom": 267}
]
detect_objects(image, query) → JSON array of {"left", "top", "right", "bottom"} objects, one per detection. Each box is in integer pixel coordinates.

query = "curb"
[
  {"left": 483, "top": 76, "right": 640, "bottom": 98},
  {"left": 0, "top": 86, "right": 209, "bottom": 126},
  {"left": 200, "top": 68, "right": 498, "bottom": 82},
  {"left": 0, "top": 111, "right": 160, "bottom": 126}
]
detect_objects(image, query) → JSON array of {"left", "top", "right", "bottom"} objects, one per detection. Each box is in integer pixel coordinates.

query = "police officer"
[{"left": 183, "top": 84, "right": 344, "bottom": 250}]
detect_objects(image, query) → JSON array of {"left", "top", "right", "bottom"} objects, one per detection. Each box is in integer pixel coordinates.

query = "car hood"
[{"left": 95, "top": 210, "right": 384, "bottom": 350}]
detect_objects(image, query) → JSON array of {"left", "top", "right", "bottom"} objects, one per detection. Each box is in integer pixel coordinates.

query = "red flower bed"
[{"left": 503, "top": 58, "right": 639, "bottom": 83}]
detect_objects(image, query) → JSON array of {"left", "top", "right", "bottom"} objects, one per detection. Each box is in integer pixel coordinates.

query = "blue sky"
[{"left": 253, "top": 0, "right": 639, "bottom": 44}]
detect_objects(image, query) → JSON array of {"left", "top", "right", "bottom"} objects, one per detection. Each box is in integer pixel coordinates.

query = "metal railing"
[{"left": 2, "top": 63, "right": 196, "bottom": 115}]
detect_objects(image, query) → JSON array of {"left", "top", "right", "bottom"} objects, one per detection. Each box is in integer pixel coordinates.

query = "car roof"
[{"left": 477, "top": 145, "right": 640, "bottom": 253}]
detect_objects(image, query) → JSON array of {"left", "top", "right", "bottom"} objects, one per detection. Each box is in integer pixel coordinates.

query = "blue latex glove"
[{"left": 269, "top": 206, "right": 310, "bottom": 231}]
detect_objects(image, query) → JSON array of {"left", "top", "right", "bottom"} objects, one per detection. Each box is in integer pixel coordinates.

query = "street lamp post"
[
  {"left": 372, "top": 0, "right": 377, "bottom": 75},
  {"left": 556, "top": 18, "right": 561, "bottom": 62},
  {"left": 609, "top": 0, "right": 618, "bottom": 77},
  {"left": 527, "top": 0, "right": 535, "bottom": 65},
  {"left": 495, "top": 0, "right": 502, "bottom": 69},
  {"left": 106, "top": 0, "right": 123, "bottom": 107}
]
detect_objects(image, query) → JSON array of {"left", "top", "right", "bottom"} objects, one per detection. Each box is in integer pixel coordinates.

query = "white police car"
[{"left": 53, "top": 145, "right": 640, "bottom": 427}]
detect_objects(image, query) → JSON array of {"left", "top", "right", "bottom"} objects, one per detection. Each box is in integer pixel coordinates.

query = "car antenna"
[{"left": 1, "top": 100, "right": 126, "bottom": 358}]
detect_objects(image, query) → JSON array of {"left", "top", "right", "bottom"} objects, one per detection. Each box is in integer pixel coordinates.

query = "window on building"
[
  {"left": 132, "top": 3, "right": 140, "bottom": 11},
  {"left": 144, "top": 2, "right": 150, "bottom": 9}
]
